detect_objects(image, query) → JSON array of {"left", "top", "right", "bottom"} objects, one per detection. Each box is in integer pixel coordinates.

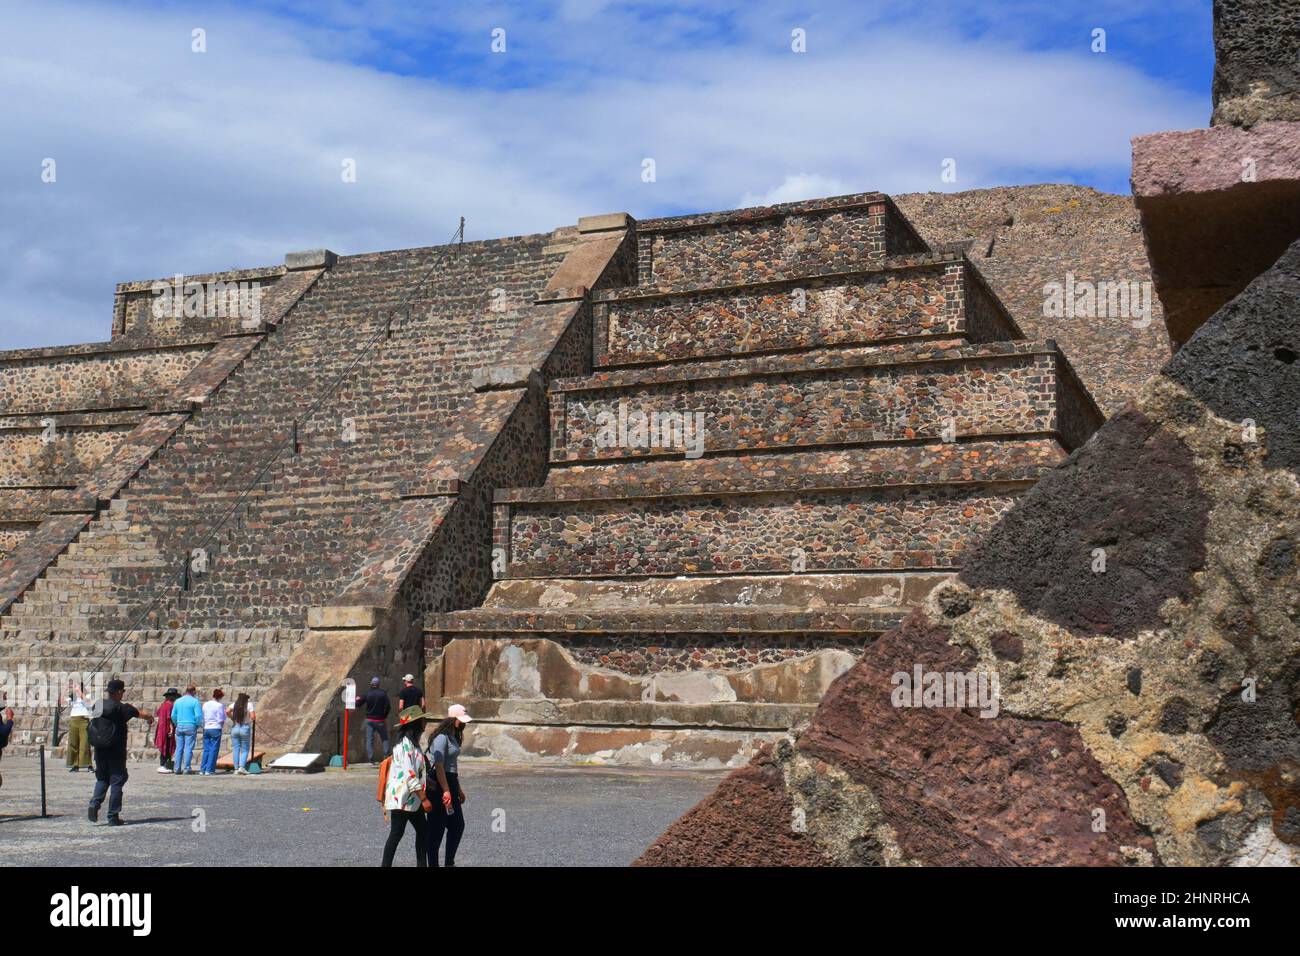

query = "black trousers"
[
  {"left": 381, "top": 809, "right": 428, "bottom": 867},
  {"left": 90, "top": 759, "right": 129, "bottom": 819},
  {"left": 427, "top": 771, "right": 465, "bottom": 867}
]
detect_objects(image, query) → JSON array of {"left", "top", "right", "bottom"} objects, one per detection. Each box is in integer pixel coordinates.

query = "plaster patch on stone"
[
  {"left": 536, "top": 584, "right": 580, "bottom": 608},
  {"left": 774, "top": 735, "right": 914, "bottom": 866},
  {"left": 1230, "top": 820, "right": 1300, "bottom": 867},
  {"left": 495, "top": 643, "right": 543, "bottom": 698},
  {"left": 463, "top": 721, "right": 765, "bottom": 769},
  {"left": 647, "top": 669, "right": 738, "bottom": 704}
]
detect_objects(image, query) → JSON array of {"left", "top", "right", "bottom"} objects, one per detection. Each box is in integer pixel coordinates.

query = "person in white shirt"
[
  {"left": 64, "top": 681, "right": 94, "bottom": 772},
  {"left": 199, "top": 688, "right": 227, "bottom": 776}
]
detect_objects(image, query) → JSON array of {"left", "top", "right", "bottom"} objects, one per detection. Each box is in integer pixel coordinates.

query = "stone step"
[
  {"left": 49, "top": 553, "right": 162, "bottom": 569},
  {"left": 498, "top": 477, "right": 1028, "bottom": 579},
  {"left": 0, "top": 637, "right": 298, "bottom": 658},
  {"left": 1, "top": 619, "right": 98, "bottom": 632},
  {"left": 0, "top": 628, "right": 304, "bottom": 659},
  {"left": 433, "top": 695, "right": 815, "bottom": 732},
  {"left": 549, "top": 341, "right": 1100, "bottom": 464},
  {"left": 427, "top": 634, "right": 865, "bottom": 728},
  {"left": 518, "top": 438, "right": 1065, "bottom": 503},
  {"left": 634, "top": 193, "right": 923, "bottom": 293},
  {"left": 3, "top": 640, "right": 297, "bottom": 660},
  {"left": 594, "top": 254, "right": 980, "bottom": 367},
  {"left": 35, "top": 565, "right": 155, "bottom": 580},
  {"left": 428, "top": 604, "right": 907, "bottom": 635},
  {"left": 477, "top": 571, "right": 951, "bottom": 611},
  {"left": 1, "top": 613, "right": 126, "bottom": 628}
]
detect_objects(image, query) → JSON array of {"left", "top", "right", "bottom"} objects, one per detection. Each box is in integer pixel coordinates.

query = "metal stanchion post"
[{"left": 38, "top": 739, "right": 48, "bottom": 819}]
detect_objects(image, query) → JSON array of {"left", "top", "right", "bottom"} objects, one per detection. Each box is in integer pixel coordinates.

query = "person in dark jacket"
[
  {"left": 88, "top": 679, "right": 154, "bottom": 826},
  {"left": 361, "top": 677, "right": 391, "bottom": 765}
]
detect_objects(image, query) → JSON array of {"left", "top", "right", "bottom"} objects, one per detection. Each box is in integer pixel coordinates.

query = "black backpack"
[{"left": 88, "top": 710, "right": 118, "bottom": 749}]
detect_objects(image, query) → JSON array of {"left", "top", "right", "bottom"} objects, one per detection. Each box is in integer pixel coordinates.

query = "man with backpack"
[{"left": 87, "top": 679, "right": 154, "bottom": 826}]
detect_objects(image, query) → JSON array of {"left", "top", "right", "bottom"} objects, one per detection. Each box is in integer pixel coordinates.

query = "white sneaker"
[{"left": 157, "top": 766, "right": 173, "bottom": 774}]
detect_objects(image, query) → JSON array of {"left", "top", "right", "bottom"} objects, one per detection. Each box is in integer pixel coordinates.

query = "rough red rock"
[
  {"left": 633, "top": 748, "right": 833, "bottom": 867},
  {"left": 638, "top": 239, "right": 1300, "bottom": 867}
]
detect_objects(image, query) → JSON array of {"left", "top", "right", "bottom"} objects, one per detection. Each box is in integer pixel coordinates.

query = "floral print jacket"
[{"left": 383, "top": 737, "right": 426, "bottom": 812}]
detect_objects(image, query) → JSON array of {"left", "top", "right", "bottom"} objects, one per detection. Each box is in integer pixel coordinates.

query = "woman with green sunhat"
[{"left": 380, "top": 705, "right": 432, "bottom": 867}]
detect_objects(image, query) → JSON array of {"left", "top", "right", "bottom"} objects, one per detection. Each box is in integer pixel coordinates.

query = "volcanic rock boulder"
[
  {"left": 637, "top": 240, "right": 1300, "bottom": 867},
  {"left": 1211, "top": 0, "right": 1300, "bottom": 128}
]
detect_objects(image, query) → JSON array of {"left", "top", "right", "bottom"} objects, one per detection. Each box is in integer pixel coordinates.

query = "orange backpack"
[{"left": 375, "top": 755, "right": 392, "bottom": 804}]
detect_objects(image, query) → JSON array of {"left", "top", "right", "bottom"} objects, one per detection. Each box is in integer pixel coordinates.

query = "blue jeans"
[
  {"left": 175, "top": 726, "right": 197, "bottom": 773},
  {"left": 201, "top": 728, "right": 222, "bottom": 774},
  {"left": 364, "top": 720, "right": 389, "bottom": 763},
  {"left": 230, "top": 724, "right": 251, "bottom": 770}
]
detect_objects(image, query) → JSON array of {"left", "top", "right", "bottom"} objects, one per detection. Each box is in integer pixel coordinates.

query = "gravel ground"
[{"left": 0, "top": 753, "right": 724, "bottom": 867}]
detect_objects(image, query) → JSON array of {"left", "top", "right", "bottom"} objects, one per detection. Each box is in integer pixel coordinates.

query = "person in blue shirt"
[
  {"left": 424, "top": 704, "right": 472, "bottom": 867},
  {"left": 170, "top": 686, "right": 204, "bottom": 775}
]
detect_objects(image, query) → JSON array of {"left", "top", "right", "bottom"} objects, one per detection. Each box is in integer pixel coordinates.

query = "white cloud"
[
  {"left": 740, "top": 174, "right": 854, "bottom": 207},
  {"left": 0, "top": 1, "right": 1206, "bottom": 350}
]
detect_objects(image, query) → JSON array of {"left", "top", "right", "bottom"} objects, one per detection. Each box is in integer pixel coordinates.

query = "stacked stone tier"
[
  {"left": 551, "top": 340, "right": 1099, "bottom": 465},
  {"left": 632, "top": 192, "right": 926, "bottom": 291},
  {"left": 497, "top": 480, "right": 1040, "bottom": 580},
  {"left": 426, "top": 204, "right": 1105, "bottom": 768},
  {"left": 516, "top": 437, "right": 1065, "bottom": 501},
  {"left": 594, "top": 253, "right": 996, "bottom": 367},
  {"left": 435, "top": 208, "right": 1098, "bottom": 646},
  {"left": 425, "top": 571, "right": 954, "bottom": 733}
]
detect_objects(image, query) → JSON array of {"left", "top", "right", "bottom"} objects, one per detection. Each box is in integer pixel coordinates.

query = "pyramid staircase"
[
  {"left": 0, "top": 232, "right": 599, "bottom": 756},
  {"left": 425, "top": 195, "right": 1104, "bottom": 767}
]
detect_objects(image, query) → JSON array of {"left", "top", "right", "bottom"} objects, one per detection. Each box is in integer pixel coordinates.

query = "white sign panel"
[{"left": 268, "top": 752, "right": 323, "bottom": 770}]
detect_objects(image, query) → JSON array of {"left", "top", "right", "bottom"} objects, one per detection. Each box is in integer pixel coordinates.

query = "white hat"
[
  {"left": 447, "top": 703, "right": 473, "bottom": 723},
  {"left": 402, "top": 674, "right": 415, "bottom": 682}
]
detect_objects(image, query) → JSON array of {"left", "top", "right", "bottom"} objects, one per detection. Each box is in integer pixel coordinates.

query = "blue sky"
[{"left": 1, "top": 0, "right": 1213, "bottom": 349}]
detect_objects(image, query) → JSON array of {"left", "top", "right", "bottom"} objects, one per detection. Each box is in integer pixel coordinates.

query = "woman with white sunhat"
[{"left": 424, "top": 703, "right": 471, "bottom": 867}]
